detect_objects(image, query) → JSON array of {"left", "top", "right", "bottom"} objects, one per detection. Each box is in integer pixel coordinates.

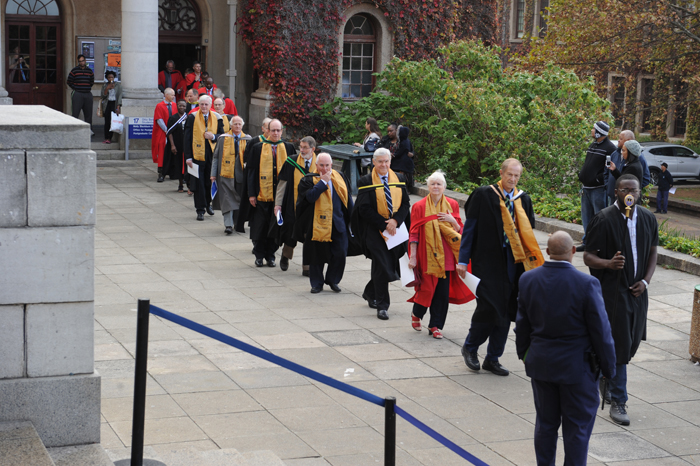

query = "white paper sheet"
[
  {"left": 669, "top": 187, "right": 677, "bottom": 195},
  {"left": 382, "top": 222, "right": 409, "bottom": 250},
  {"left": 398, "top": 253, "right": 415, "bottom": 287},
  {"left": 187, "top": 163, "right": 199, "bottom": 179},
  {"left": 462, "top": 271, "right": 480, "bottom": 298}
]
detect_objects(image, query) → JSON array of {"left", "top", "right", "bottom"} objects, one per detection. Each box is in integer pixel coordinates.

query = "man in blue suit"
[
  {"left": 295, "top": 153, "right": 354, "bottom": 294},
  {"left": 516, "top": 231, "right": 616, "bottom": 466}
]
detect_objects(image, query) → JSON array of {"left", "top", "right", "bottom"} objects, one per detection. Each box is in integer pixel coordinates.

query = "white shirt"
[{"left": 614, "top": 200, "right": 638, "bottom": 276}]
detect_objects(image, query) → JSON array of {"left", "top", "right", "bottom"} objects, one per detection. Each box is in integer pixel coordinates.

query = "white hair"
[
  {"left": 231, "top": 115, "right": 245, "bottom": 125},
  {"left": 373, "top": 148, "right": 391, "bottom": 160},
  {"left": 198, "top": 94, "right": 212, "bottom": 105},
  {"left": 427, "top": 171, "right": 446, "bottom": 186}
]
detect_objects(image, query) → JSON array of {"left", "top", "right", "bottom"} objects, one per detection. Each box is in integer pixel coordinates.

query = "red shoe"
[
  {"left": 429, "top": 327, "right": 443, "bottom": 339},
  {"left": 411, "top": 313, "right": 421, "bottom": 331},
  {"left": 103, "top": 140, "right": 111, "bottom": 144}
]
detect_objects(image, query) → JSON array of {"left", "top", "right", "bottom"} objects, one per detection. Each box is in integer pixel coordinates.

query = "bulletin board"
[{"left": 75, "top": 36, "right": 121, "bottom": 83}]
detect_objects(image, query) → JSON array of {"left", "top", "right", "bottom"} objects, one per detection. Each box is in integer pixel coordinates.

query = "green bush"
[
  {"left": 658, "top": 221, "right": 700, "bottom": 259},
  {"left": 314, "top": 40, "right": 613, "bottom": 195}
]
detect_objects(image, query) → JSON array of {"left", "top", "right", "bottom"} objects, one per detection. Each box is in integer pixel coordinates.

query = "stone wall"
[{"left": 0, "top": 106, "right": 101, "bottom": 448}]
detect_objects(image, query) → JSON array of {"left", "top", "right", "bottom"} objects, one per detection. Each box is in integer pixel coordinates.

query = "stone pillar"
[
  {"left": 0, "top": 19, "right": 13, "bottom": 105},
  {"left": 249, "top": 78, "right": 272, "bottom": 136},
  {"left": 120, "top": 0, "right": 162, "bottom": 149},
  {"left": 0, "top": 106, "right": 99, "bottom": 447},
  {"left": 227, "top": 0, "right": 238, "bottom": 103}
]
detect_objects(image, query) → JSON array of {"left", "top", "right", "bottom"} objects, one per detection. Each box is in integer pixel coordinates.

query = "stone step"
[
  {"left": 0, "top": 421, "right": 56, "bottom": 466},
  {"left": 94, "top": 149, "right": 151, "bottom": 161},
  {"left": 47, "top": 444, "right": 115, "bottom": 466},
  {"left": 153, "top": 448, "right": 285, "bottom": 466}
]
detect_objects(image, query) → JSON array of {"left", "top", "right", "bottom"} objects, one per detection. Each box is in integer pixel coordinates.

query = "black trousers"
[
  {"left": 103, "top": 100, "right": 116, "bottom": 140},
  {"left": 253, "top": 237, "right": 278, "bottom": 262},
  {"left": 309, "top": 231, "right": 347, "bottom": 289},
  {"left": 71, "top": 91, "right": 93, "bottom": 125},
  {"left": 193, "top": 157, "right": 212, "bottom": 213},
  {"left": 363, "top": 257, "right": 394, "bottom": 311},
  {"left": 412, "top": 272, "right": 450, "bottom": 329}
]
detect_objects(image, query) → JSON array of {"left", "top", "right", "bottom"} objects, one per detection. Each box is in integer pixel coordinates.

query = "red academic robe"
[
  {"left": 157, "top": 70, "right": 186, "bottom": 97},
  {"left": 151, "top": 100, "right": 174, "bottom": 166},
  {"left": 407, "top": 196, "right": 475, "bottom": 308},
  {"left": 185, "top": 72, "right": 203, "bottom": 90},
  {"left": 223, "top": 98, "right": 238, "bottom": 116},
  {"left": 197, "top": 84, "right": 219, "bottom": 96}
]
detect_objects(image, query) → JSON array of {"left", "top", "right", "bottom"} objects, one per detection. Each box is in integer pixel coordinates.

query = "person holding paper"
[
  {"left": 407, "top": 171, "right": 474, "bottom": 338},
  {"left": 295, "top": 153, "right": 354, "bottom": 293},
  {"left": 354, "top": 148, "right": 411, "bottom": 320},
  {"left": 655, "top": 162, "right": 673, "bottom": 214},
  {"left": 210, "top": 115, "right": 249, "bottom": 234},
  {"left": 457, "top": 158, "right": 544, "bottom": 376},
  {"left": 184, "top": 94, "right": 224, "bottom": 221},
  {"left": 516, "top": 231, "right": 616, "bottom": 466}
]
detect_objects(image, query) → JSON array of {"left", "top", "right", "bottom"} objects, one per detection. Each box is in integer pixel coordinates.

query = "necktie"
[
  {"left": 305, "top": 159, "right": 310, "bottom": 172},
  {"left": 504, "top": 193, "right": 514, "bottom": 244},
  {"left": 167, "top": 102, "right": 172, "bottom": 117},
  {"left": 383, "top": 176, "right": 393, "bottom": 216},
  {"left": 271, "top": 145, "right": 278, "bottom": 184},
  {"left": 234, "top": 136, "right": 240, "bottom": 156}
]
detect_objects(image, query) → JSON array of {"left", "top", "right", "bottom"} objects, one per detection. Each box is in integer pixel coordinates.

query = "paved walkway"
[{"left": 95, "top": 160, "right": 700, "bottom": 465}]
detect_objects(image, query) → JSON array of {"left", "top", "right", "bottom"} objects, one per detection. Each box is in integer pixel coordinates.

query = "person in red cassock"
[{"left": 152, "top": 88, "right": 176, "bottom": 182}]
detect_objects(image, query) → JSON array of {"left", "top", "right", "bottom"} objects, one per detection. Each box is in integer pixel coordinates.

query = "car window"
[
  {"left": 648, "top": 147, "right": 674, "bottom": 157},
  {"left": 675, "top": 147, "right": 696, "bottom": 158}
]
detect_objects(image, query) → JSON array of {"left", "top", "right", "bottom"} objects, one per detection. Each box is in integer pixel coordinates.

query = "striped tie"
[
  {"left": 504, "top": 194, "right": 514, "bottom": 244},
  {"left": 383, "top": 176, "right": 393, "bottom": 216}
]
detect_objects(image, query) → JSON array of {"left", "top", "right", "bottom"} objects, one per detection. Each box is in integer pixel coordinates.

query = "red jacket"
[
  {"left": 223, "top": 97, "right": 238, "bottom": 116},
  {"left": 158, "top": 70, "right": 186, "bottom": 97},
  {"left": 197, "top": 84, "right": 218, "bottom": 97}
]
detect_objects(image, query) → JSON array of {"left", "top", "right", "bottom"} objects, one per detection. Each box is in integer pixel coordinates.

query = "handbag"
[
  {"left": 364, "top": 137, "right": 380, "bottom": 152},
  {"left": 97, "top": 102, "right": 103, "bottom": 118}
]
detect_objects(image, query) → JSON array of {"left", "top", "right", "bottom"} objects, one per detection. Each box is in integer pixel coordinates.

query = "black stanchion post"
[
  {"left": 130, "top": 299, "right": 150, "bottom": 466},
  {"left": 385, "top": 396, "right": 396, "bottom": 466}
]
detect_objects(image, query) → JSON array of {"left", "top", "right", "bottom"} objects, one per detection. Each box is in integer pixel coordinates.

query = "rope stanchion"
[{"left": 385, "top": 396, "right": 396, "bottom": 466}]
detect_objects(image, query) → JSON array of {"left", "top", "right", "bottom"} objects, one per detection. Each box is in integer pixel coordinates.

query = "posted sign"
[{"left": 128, "top": 117, "right": 153, "bottom": 139}]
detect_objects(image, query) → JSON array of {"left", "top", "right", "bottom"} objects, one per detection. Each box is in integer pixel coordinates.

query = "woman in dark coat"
[
  {"left": 610, "top": 139, "right": 643, "bottom": 187},
  {"left": 391, "top": 125, "right": 415, "bottom": 190}
]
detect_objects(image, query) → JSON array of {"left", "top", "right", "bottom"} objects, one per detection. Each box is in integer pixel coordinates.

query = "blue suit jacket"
[
  {"left": 304, "top": 175, "right": 353, "bottom": 236},
  {"left": 515, "top": 261, "right": 616, "bottom": 383}
]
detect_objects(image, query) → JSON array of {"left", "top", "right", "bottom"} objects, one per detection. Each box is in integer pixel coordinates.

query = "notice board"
[{"left": 76, "top": 36, "right": 121, "bottom": 83}]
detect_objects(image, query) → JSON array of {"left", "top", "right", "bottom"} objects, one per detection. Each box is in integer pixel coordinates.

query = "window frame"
[{"left": 341, "top": 13, "right": 377, "bottom": 101}]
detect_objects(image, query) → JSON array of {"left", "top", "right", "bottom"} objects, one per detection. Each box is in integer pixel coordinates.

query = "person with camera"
[{"left": 353, "top": 117, "right": 382, "bottom": 173}]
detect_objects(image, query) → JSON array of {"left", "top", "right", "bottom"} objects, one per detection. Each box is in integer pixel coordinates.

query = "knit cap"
[
  {"left": 624, "top": 140, "right": 641, "bottom": 157},
  {"left": 593, "top": 121, "right": 610, "bottom": 137}
]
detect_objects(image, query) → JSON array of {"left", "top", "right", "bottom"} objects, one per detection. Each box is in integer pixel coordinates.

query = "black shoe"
[
  {"left": 599, "top": 377, "right": 612, "bottom": 405},
  {"left": 280, "top": 256, "right": 289, "bottom": 271},
  {"left": 362, "top": 292, "right": 378, "bottom": 309},
  {"left": 196, "top": 212, "right": 204, "bottom": 221},
  {"left": 461, "top": 346, "right": 480, "bottom": 371},
  {"left": 302, "top": 269, "right": 310, "bottom": 277},
  {"left": 206, "top": 206, "right": 215, "bottom": 216},
  {"left": 235, "top": 225, "right": 245, "bottom": 233},
  {"left": 255, "top": 258, "right": 264, "bottom": 267},
  {"left": 654, "top": 210, "right": 662, "bottom": 213},
  {"left": 225, "top": 226, "right": 233, "bottom": 235},
  {"left": 575, "top": 244, "right": 585, "bottom": 252},
  {"left": 327, "top": 283, "right": 341, "bottom": 293},
  {"left": 267, "top": 258, "right": 276, "bottom": 267},
  {"left": 482, "top": 359, "right": 509, "bottom": 376},
  {"left": 377, "top": 309, "right": 389, "bottom": 320},
  {"left": 310, "top": 286, "right": 322, "bottom": 294},
  {"left": 157, "top": 175, "right": 165, "bottom": 183}
]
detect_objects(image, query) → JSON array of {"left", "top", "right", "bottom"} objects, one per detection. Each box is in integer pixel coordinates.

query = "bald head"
[{"left": 546, "top": 231, "right": 575, "bottom": 262}]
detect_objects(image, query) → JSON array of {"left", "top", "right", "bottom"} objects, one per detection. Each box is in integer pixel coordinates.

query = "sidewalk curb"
[{"left": 412, "top": 183, "right": 700, "bottom": 277}]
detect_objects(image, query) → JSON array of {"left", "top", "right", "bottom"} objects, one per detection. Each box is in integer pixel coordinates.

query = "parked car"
[{"left": 639, "top": 142, "right": 700, "bottom": 186}]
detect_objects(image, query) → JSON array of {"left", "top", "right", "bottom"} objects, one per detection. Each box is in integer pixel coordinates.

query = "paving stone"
[
  {"left": 588, "top": 431, "right": 672, "bottom": 462},
  {"left": 172, "top": 390, "right": 261, "bottom": 416}
]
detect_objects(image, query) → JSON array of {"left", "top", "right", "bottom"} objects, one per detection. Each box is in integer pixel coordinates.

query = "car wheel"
[{"left": 649, "top": 168, "right": 660, "bottom": 186}]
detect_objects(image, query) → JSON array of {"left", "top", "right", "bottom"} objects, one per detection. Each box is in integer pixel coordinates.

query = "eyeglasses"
[{"left": 618, "top": 188, "right": 640, "bottom": 194}]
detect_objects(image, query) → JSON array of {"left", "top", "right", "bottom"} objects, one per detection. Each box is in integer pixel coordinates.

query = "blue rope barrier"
[
  {"left": 395, "top": 406, "right": 490, "bottom": 466},
  {"left": 149, "top": 305, "right": 489, "bottom": 466}
]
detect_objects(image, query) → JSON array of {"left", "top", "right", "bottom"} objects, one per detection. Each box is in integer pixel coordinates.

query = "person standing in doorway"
[{"left": 67, "top": 54, "right": 95, "bottom": 132}]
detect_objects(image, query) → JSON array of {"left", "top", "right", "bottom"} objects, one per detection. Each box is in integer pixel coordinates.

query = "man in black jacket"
[
  {"left": 577, "top": 121, "right": 616, "bottom": 252},
  {"left": 655, "top": 163, "right": 674, "bottom": 214}
]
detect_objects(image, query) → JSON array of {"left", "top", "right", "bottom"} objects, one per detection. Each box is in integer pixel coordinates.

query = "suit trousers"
[
  {"left": 412, "top": 272, "right": 450, "bottom": 329},
  {"left": 193, "top": 157, "right": 212, "bottom": 213},
  {"left": 531, "top": 370, "right": 599, "bottom": 466},
  {"left": 463, "top": 322, "right": 510, "bottom": 361},
  {"left": 309, "top": 231, "right": 347, "bottom": 289},
  {"left": 363, "top": 258, "right": 394, "bottom": 311},
  {"left": 72, "top": 91, "right": 93, "bottom": 125}
]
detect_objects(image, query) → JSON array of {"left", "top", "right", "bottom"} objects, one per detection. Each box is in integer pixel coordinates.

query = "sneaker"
[{"left": 610, "top": 401, "right": 630, "bottom": 426}]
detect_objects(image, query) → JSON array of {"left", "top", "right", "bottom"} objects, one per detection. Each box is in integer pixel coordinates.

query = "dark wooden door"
[{"left": 6, "top": 20, "right": 62, "bottom": 110}]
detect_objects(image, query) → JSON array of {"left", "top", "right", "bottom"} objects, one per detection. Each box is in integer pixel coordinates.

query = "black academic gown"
[
  {"left": 294, "top": 172, "right": 354, "bottom": 265},
  {"left": 246, "top": 141, "right": 297, "bottom": 241},
  {"left": 184, "top": 112, "right": 224, "bottom": 212},
  {"left": 277, "top": 158, "right": 304, "bottom": 246},
  {"left": 585, "top": 204, "right": 658, "bottom": 364},
  {"left": 352, "top": 173, "right": 411, "bottom": 280},
  {"left": 163, "top": 112, "right": 186, "bottom": 179},
  {"left": 459, "top": 186, "right": 536, "bottom": 327}
]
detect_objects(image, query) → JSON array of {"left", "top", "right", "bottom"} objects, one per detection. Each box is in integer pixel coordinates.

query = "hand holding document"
[
  {"left": 461, "top": 271, "right": 480, "bottom": 298},
  {"left": 669, "top": 187, "right": 677, "bottom": 194},
  {"left": 211, "top": 180, "right": 218, "bottom": 200},
  {"left": 187, "top": 163, "right": 199, "bottom": 179},
  {"left": 382, "top": 222, "right": 409, "bottom": 250},
  {"left": 398, "top": 253, "right": 415, "bottom": 287}
]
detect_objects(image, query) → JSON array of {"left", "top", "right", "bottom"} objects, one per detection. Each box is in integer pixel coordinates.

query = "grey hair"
[
  {"left": 619, "top": 130, "right": 635, "bottom": 141},
  {"left": 198, "top": 94, "right": 212, "bottom": 105},
  {"left": 300, "top": 136, "right": 317, "bottom": 148},
  {"left": 261, "top": 117, "right": 272, "bottom": 127},
  {"left": 426, "top": 170, "right": 447, "bottom": 186},
  {"left": 212, "top": 88, "right": 225, "bottom": 99},
  {"left": 231, "top": 115, "right": 245, "bottom": 125},
  {"left": 373, "top": 148, "right": 391, "bottom": 160}
]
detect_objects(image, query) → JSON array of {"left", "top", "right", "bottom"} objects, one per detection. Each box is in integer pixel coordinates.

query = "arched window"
[
  {"left": 342, "top": 14, "right": 375, "bottom": 99},
  {"left": 159, "top": 0, "right": 199, "bottom": 32},
  {"left": 5, "top": 0, "right": 59, "bottom": 15}
]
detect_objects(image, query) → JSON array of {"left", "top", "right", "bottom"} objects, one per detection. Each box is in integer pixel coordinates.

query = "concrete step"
[
  {"left": 154, "top": 448, "right": 285, "bottom": 466},
  {"left": 94, "top": 149, "right": 151, "bottom": 161},
  {"left": 0, "top": 421, "right": 56, "bottom": 466},
  {"left": 47, "top": 444, "right": 115, "bottom": 466}
]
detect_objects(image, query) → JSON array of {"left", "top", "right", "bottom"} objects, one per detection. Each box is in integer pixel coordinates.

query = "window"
[
  {"left": 649, "top": 147, "right": 673, "bottom": 157},
  {"left": 159, "top": 0, "right": 198, "bottom": 32},
  {"left": 5, "top": 0, "right": 59, "bottom": 15},
  {"left": 675, "top": 147, "right": 694, "bottom": 158},
  {"left": 641, "top": 78, "right": 654, "bottom": 132},
  {"left": 515, "top": 0, "right": 526, "bottom": 38},
  {"left": 611, "top": 77, "right": 625, "bottom": 127},
  {"left": 538, "top": 0, "right": 549, "bottom": 38},
  {"left": 342, "top": 14, "right": 375, "bottom": 99}
]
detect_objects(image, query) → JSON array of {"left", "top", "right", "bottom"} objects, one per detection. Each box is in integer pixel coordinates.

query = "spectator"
[
  {"left": 353, "top": 117, "right": 382, "bottom": 172},
  {"left": 605, "top": 130, "right": 651, "bottom": 205},
  {"left": 67, "top": 54, "right": 95, "bottom": 131},
  {"left": 609, "top": 140, "right": 643, "bottom": 187},
  {"left": 392, "top": 125, "right": 415, "bottom": 191},
  {"left": 655, "top": 162, "right": 673, "bottom": 214},
  {"left": 100, "top": 70, "right": 121, "bottom": 144}
]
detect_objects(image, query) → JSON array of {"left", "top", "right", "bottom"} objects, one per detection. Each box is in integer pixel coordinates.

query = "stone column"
[
  {"left": 120, "top": 0, "right": 162, "bottom": 148},
  {"left": 0, "top": 106, "right": 99, "bottom": 447},
  {"left": 249, "top": 78, "right": 272, "bottom": 136},
  {"left": 0, "top": 19, "right": 13, "bottom": 105},
  {"left": 227, "top": 0, "right": 238, "bottom": 103}
]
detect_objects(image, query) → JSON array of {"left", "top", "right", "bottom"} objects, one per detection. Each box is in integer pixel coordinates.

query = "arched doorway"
[
  {"left": 342, "top": 14, "right": 376, "bottom": 100},
  {"left": 5, "top": 0, "right": 63, "bottom": 110},
  {"left": 158, "top": 0, "right": 203, "bottom": 78}
]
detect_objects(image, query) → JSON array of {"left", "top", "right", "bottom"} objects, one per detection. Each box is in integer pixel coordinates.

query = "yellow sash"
[
  {"left": 220, "top": 131, "right": 246, "bottom": 179},
  {"left": 491, "top": 181, "right": 545, "bottom": 271},
  {"left": 294, "top": 153, "right": 316, "bottom": 209},
  {"left": 371, "top": 168, "right": 403, "bottom": 219},
  {"left": 312, "top": 170, "right": 348, "bottom": 242},
  {"left": 424, "top": 195, "right": 462, "bottom": 279},
  {"left": 192, "top": 110, "right": 218, "bottom": 162},
  {"left": 258, "top": 142, "right": 288, "bottom": 202}
]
